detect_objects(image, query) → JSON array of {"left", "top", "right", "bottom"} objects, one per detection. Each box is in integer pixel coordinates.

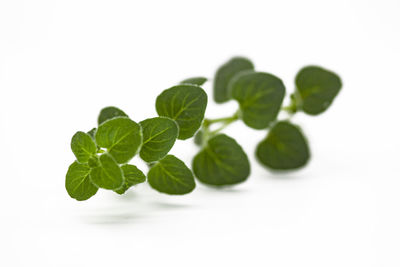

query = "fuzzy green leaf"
[
  {"left": 65, "top": 161, "right": 98, "bottom": 201},
  {"left": 114, "top": 164, "right": 146, "bottom": 194},
  {"left": 192, "top": 134, "right": 250, "bottom": 186},
  {"left": 87, "top": 128, "right": 97, "bottom": 140},
  {"left": 89, "top": 153, "right": 124, "bottom": 189},
  {"left": 147, "top": 155, "right": 195, "bottom": 195},
  {"left": 256, "top": 121, "right": 310, "bottom": 170},
  {"left": 98, "top": 106, "right": 128, "bottom": 125},
  {"left": 180, "top": 77, "right": 207, "bottom": 86},
  {"left": 156, "top": 85, "right": 207, "bottom": 140},
  {"left": 230, "top": 72, "right": 285, "bottom": 129},
  {"left": 213, "top": 57, "right": 254, "bottom": 103},
  {"left": 71, "top": 131, "right": 97, "bottom": 163},
  {"left": 139, "top": 117, "right": 179, "bottom": 162},
  {"left": 295, "top": 66, "right": 342, "bottom": 115},
  {"left": 95, "top": 117, "right": 142, "bottom": 164}
]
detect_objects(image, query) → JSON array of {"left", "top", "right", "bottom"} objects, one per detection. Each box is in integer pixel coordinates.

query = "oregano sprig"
[{"left": 65, "top": 57, "right": 342, "bottom": 201}]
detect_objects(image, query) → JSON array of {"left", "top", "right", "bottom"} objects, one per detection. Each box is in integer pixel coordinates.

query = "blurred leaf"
[
  {"left": 192, "top": 134, "right": 250, "bottom": 185},
  {"left": 295, "top": 66, "right": 342, "bottom": 115},
  {"left": 230, "top": 72, "right": 285, "bottom": 129},
  {"left": 180, "top": 77, "right": 207, "bottom": 86},
  {"left": 256, "top": 121, "right": 310, "bottom": 170}
]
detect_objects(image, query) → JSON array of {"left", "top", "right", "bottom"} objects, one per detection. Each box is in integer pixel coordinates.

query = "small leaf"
[
  {"left": 65, "top": 161, "right": 98, "bottom": 201},
  {"left": 89, "top": 153, "right": 124, "bottom": 189},
  {"left": 98, "top": 106, "right": 128, "bottom": 125},
  {"left": 95, "top": 117, "right": 142, "bottom": 164},
  {"left": 193, "top": 130, "right": 203, "bottom": 146},
  {"left": 139, "top": 117, "right": 179, "bottom": 162},
  {"left": 114, "top": 164, "right": 146, "bottom": 194},
  {"left": 230, "top": 72, "right": 285, "bottom": 129},
  {"left": 87, "top": 128, "right": 97, "bottom": 140},
  {"left": 213, "top": 57, "right": 254, "bottom": 103},
  {"left": 295, "top": 66, "right": 342, "bottom": 115},
  {"left": 192, "top": 134, "right": 250, "bottom": 186},
  {"left": 156, "top": 85, "right": 207, "bottom": 140},
  {"left": 147, "top": 155, "right": 195, "bottom": 195},
  {"left": 70, "top": 131, "right": 97, "bottom": 163},
  {"left": 256, "top": 121, "right": 310, "bottom": 170},
  {"left": 180, "top": 77, "right": 207, "bottom": 86}
]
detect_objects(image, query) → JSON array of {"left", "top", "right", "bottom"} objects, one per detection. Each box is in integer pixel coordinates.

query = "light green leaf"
[
  {"left": 70, "top": 131, "right": 97, "bottom": 163},
  {"left": 156, "top": 85, "right": 207, "bottom": 140},
  {"left": 65, "top": 161, "right": 98, "bottom": 201},
  {"left": 114, "top": 164, "right": 146, "bottom": 194},
  {"left": 89, "top": 153, "right": 124, "bottom": 189},
  {"left": 192, "top": 134, "right": 250, "bottom": 186},
  {"left": 295, "top": 66, "right": 342, "bottom": 115},
  {"left": 147, "top": 155, "right": 195, "bottom": 195},
  {"left": 87, "top": 128, "right": 97, "bottom": 140},
  {"left": 213, "top": 57, "right": 254, "bottom": 103},
  {"left": 98, "top": 106, "right": 128, "bottom": 125},
  {"left": 95, "top": 117, "right": 142, "bottom": 163},
  {"left": 180, "top": 77, "right": 207, "bottom": 86},
  {"left": 230, "top": 71, "right": 285, "bottom": 129},
  {"left": 256, "top": 121, "right": 310, "bottom": 170},
  {"left": 139, "top": 117, "right": 178, "bottom": 162}
]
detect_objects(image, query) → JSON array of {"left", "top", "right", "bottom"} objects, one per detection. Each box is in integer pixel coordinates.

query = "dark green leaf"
[
  {"left": 156, "top": 85, "right": 207, "bottom": 140},
  {"left": 147, "top": 155, "right": 195, "bottom": 195},
  {"left": 114, "top": 164, "right": 146, "bottom": 194},
  {"left": 193, "top": 130, "right": 203, "bottom": 146},
  {"left": 139, "top": 117, "right": 178, "bottom": 162},
  {"left": 230, "top": 72, "right": 285, "bottom": 129},
  {"left": 295, "top": 66, "right": 342, "bottom": 115},
  {"left": 87, "top": 128, "right": 97, "bottom": 140},
  {"left": 65, "top": 161, "right": 98, "bottom": 201},
  {"left": 95, "top": 117, "right": 142, "bottom": 164},
  {"left": 89, "top": 153, "right": 124, "bottom": 189},
  {"left": 192, "top": 134, "right": 250, "bottom": 186},
  {"left": 98, "top": 106, "right": 128, "bottom": 125},
  {"left": 213, "top": 57, "right": 254, "bottom": 103},
  {"left": 180, "top": 77, "right": 207, "bottom": 86},
  {"left": 70, "top": 131, "right": 97, "bottom": 163},
  {"left": 256, "top": 121, "right": 310, "bottom": 170}
]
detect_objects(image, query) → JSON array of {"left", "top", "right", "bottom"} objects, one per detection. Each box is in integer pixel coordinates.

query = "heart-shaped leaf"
[
  {"left": 95, "top": 117, "right": 142, "bottom": 163},
  {"left": 147, "top": 155, "right": 195, "bottom": 195},
  {"left": 230, "top": 72, "right": 285, "bottom": 129},
  {"left": 256, "top": 121, "right": 310, "bottom": 170},
  {"left": 213, "top": 57, "right": 254, "bottom": 103},
  {"left": 139, "top": 117, "right": 178, "bottom": 162},
  {"left": 295, "top": 66, "right": 342, "bottom": 115},
  {"left": 89, "top": 153, "right": 124, "bottom": 189},
  {"left": 114, "top": 164, "right": 146, "bottom": 194},
  {"left": 156, "top": 85, "right": 207, "bottom": 140},
  {"left": 192, "top": 134, "right": 250, "bottom": 186},
  {"left": 65, "top": 161, "right": 98, "bottom": 201}
]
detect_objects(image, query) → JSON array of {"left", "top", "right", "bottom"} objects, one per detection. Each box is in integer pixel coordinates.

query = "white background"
[{"left": 1, "top": 0, "right": 399, "bottom": 266}]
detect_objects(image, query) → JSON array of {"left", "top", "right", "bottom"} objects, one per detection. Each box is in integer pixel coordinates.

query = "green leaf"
[
  {"left": 230, "top": 72, "right": 285, "bottom": 129},
  {"left": 295, "top": 66, "right": 342, "bottom": 115},
  {"left": 139, "top": 117, "right": 179, "bottom": 162},
  {"left": 193, "top": 130, "right": 203, "bottom": 146},
  {"left": 180, "top": 77, "right": 207, "bottom": 86},
  {"left": 95, "top": 117, "right": 142, "bottom": 164},
  {"left": 156, "top": 85, "right": 207, "bottom": 140},
  {"left": 70, "top": 131, "right": 97, "bottom": 163},
  {"left": 98, "top": 106, "right": 128, "bottom": 125},
  {"left": 87, "top": 128, "right": 97, "bottom": 140},
  {"left": 89, "top": 153, "right": 124, "bottom": 189},
  {"left": 147, "top": 155, "right": 195, "bottom": 195},
  {"left": 256, "top": 121, "right": 310, "bottom": 170},
  {"left": 114, "top": 164, "right": 146, "bottom": 194},
  {"left": 213, "top": 57, "right": 254, "bottom": 103},
  {"left": 65, "top": 161, "right": 98, "bottom": 201},
  {"left": 192, "top": 134, "right": 250, "bottom": 186}
]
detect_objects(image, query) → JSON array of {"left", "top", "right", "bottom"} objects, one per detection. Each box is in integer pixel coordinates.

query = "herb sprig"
[{"left": 66, "top": 57, "right": 342, "bottom": 201}]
